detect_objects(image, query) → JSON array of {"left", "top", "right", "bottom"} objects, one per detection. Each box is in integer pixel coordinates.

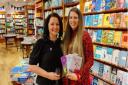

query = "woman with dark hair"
[
  {"left": 28, "top": 12, "right": 63, "bottom": 85},
  {"left": 63, "top": 7, "right": 94, "bottom": 85}
]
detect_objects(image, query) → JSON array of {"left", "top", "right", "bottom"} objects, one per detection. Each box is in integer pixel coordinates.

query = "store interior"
[{"left": 0, "top": 0, "right": 128, "bottom": 85}]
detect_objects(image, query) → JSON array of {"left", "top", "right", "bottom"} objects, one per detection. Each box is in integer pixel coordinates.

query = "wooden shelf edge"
[
  {"left": 90, "top": 73, "right": 115, "bottom": 85},
  {"left": 84, "top": 26, "right": 127, "bottom": 31},
  {"left": 83, "top": 8, "right": 128, "bottom": 15},
  {"left": 64, "top": 1, "right": 79, "bottom": 7},
  {"left": 94, "top": 58, "right": 128, "bottom": 72},
  {"left": 93, "top": 42, "right": 128, "bottom": 51}
]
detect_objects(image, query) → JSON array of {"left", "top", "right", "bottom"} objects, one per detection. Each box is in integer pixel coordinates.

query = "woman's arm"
[{"left": 28, "top": 65, "right": 60, "bottom": 80}]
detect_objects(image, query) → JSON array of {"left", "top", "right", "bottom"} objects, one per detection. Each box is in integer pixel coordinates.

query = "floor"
[{"left": 0, "top": 42, "right": 23, "bottom": 85}]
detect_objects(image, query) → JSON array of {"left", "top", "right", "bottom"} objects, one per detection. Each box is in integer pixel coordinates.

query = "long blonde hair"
[{"left": 63, "top": 7, "right": 84, "bottom": 58}]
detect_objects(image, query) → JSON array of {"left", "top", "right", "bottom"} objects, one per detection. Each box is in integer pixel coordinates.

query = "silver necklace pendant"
[{"left": 50, "top": 47, "right": 52, "bottom": 51}]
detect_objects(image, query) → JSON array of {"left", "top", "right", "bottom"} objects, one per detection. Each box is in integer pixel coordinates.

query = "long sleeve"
[
  {"left": 29, "top": 39, "right": 44, "bottom": 65},
  {"left": 77, "top": 31, "right": 94, "bottom": 85}
]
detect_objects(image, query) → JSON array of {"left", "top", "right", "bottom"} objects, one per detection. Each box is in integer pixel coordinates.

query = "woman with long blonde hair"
[{"left": 63, "top": 7, "right": 94, "bottom": 85}]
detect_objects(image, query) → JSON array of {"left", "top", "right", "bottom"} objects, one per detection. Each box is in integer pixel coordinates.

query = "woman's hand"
[
  {"left": 47, "top": 72, "right": 60, "bottom": 80},
  {"left": 66, "top": 72, "right": 78, "bottom": 81}
]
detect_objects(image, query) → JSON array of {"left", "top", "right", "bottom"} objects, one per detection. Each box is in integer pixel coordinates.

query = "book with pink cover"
[{"left": 61, "top": 54, "right": 83, "bottom": 73}]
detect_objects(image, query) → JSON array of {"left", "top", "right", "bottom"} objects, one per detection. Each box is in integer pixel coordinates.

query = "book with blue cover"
[
  {"left": 96, "top": 30, "right": 102, "bottom": 42},
  {"left": 118, "top": 51, "right": 127, "bottom": 67},
  {"left": 105, "top": 0, "right": 116, "bottom": 10},
  {"left": 95, "top": 46, "right": 103, "bottom": 59},
  {"left": 112, "top": 49, "right": 120, "bottom": 65}
]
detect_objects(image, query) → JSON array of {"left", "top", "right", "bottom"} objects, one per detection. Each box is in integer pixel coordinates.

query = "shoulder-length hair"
[
  {"left": 63, "top": 7, "right": 84, "bottom": 58},
  {"left": 43, "top": 12, "right": 63, "bottom": 39}
]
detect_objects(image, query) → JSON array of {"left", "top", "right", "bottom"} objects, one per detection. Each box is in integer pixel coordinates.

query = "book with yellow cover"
[
  {"left": 103, "top": 14, "right": 113, "bottom": 27},
  {"left": 102, "top": 30, "right": 109, "bottom": 44},
  {"left": 113, "top": 31, "right": 122, "bottom": 46}
]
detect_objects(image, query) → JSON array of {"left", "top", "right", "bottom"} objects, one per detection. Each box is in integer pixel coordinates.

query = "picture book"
[
  {"left": 92, "top": 76, "right": 99, "bottom": 85},
  {"left": 106, "top": 47, "right": 113, "bottom": 62},
  {"left": 116, "top": 70, "right": 124, "bottom": 85},
  {"left": 107, "top": 30, "right": 114, "bottom": 45},
  {"left": 103, "top": 65, "right": 111, "bottom": 80},
  {"left": 120, "top": 12, "right": 128, "bottom": 28},
  {"left": 101, "top": 47, "right": 107, "bottom": 61},
  {"left": 96, "top": 30, "right": 102, "bottom": 42},
  {"left": 102, "top": 30, "right": 109, "bottom": 44},
  {"left": 95, "top": 0, "right": 103, "bottom": 12},
  {"left": 113, "top": 31, "right": 122, "bottom": 46},
  {"left": 98, "top": 63, "right": 104, "bottom": 77},
  {"left": 84, "top": 1, "right": 92, "bottom": 13},
  {"left": 114, "top": 13, "right": 122, "bottom": 28},
  {"left": 95, "top": 46, "right": 103, "bottom": 59},
  {"left": 117, "top": 0, "right": 125, "bottom": 8},
  {"left": 91, "top": 61, "right": 100, "bottom": 75},
  {"left": 97, "top": 14, "right": 103, "bottom": 27},
  {"left": 121, "top": 32, "right": 128, "bottom": 48},
  {"left": 118, "top": 51, "right": 127, "bottom": 67},
  {"left": 105, "top": 0, "right": 116, "bottom": 10},
  {"left": 103, "top": 14, "right": 113, "bottom": 27},
  {"left": 112, "top": 49, "right": 120, "bottom": 65}
]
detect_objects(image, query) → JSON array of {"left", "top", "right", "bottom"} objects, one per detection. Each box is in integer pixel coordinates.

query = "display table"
[{"left": 4, "top": 34, "right": 16, "bottom": 48}]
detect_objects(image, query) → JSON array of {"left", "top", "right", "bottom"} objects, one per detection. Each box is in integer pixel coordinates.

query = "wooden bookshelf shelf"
[
  {"left": 44, "top": 8, "right": 52, "bottom": 11},
  {"left": 83, "top": 8, "right": 128, "bottom": 15},
  {"left": 84, "top": 26, "right": 127, "bottom": 31},
  {"left": 90, "top": 73, "right": 115, "bottom": 85},
  {"left": 94, "top": 58, "right": 128, "bottom": 72},
  {"left": 93, "top": 42, "right": 128, "bottom": 51},
  {"left": 64, "top": 1, "right": 79, "bottom": 7},
  {"left": 52, "top": 6, "right": 63, "bottom": 10}
]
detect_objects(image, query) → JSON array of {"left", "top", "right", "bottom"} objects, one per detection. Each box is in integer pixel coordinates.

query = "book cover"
[
  {"left": 121, "top": 32, "right": 128, "bottom": 48},
  {"left": 95, "top": 0, "right": 102, "bottom": 12},
  {"left": 105, "top": 0, "right": 116, "bottom": 10},
  {"left": 103, "top": 14, "right": 113, "bottom": 27},
  {"left": 92, "top": 30, "right": 97, "bottom": 42},
  {"left": 118, "top": 51, "right": 127, "bottom": 67},
  {"left": 96, "top": 30, "right": 102, "bottom": 42},
  {"left": 117, "top": 0, "right": 125, "bottom": 8},
  {"left": 125, "top": 0, "right": 128, "bottom": 8},
  {"left": 69, "top": 54, "right": 83, "bottom": 72},
  {"left": 103, "top": 65, "right": 111, "bottom": 80},
  {"left": 116, "top": 70, "right": 124, "bottom": 85},
  {"left": 107, "top": 30, "right": 114, "bottom": 45},
  {"left": 98, "top": 63, "right": 104, "bottom": 77},
  {"left": 84, "top": 1, "right": 92, "bottom": 13},
  {"left": 102, "top": 30, "right": 109, "bottom": 44},
  {"left": 91, "top": 61, "right": 100, "bottom": 75},
  {"left": 97, "top": 14, "right": 103, "bottom": 27},
  {"left": 101, "top": 47, "right": 107, "bottom": 61},
  {"left": 112, "top": 49, "right": 120, "bottom": 65},
  {"left": 114, "top": 13, "right": 122, "bottom": 28},
  {"left": 120, "top": 12, "right": 128, "bottom": 28},
  {"left": 95, "top": 46, "right": 103, "bottom": 59},
  {"left": 92, "top": 76, "right": 99, "bottom": 85},
  {"left": 113, "top": 31, "right": 122, "bottom": 46},
  {"left": 106, "top": 47, "right": 113, "bottom": 62}
]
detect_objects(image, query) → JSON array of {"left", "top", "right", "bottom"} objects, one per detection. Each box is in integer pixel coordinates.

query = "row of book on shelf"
[
  {"left": 84, "top": 13, "right": 128, "bottom": 28},
  {"left": 91, "top": 61, "right": 128, "bottom": 85},
  {"left": 94, "top": 45, "right": 128, "bottom": 68},
  {"left": 84, "top": 0, "right": 128, "bottom": 13},
  {"left": 87, "top": 29, "right": 128, "bottom": 48}
]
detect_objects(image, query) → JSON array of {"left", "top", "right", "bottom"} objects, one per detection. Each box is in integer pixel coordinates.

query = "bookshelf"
[
  {"left": 35, "top": 0, "right": 44, "bottom": 36},
  {"left": 13, "top": 12, "right": 26, "bottom": 35},
  {"left": 25, "top": 5, "right": 35, "bottom": 36},
  {"left": 82, "top": 0, "right": 128, "bottom": 84},
  {"left": 0, "top": 11, "right": 6, "bottom": 38}
]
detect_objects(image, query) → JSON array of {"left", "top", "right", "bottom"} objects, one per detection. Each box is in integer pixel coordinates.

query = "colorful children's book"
[
  {"left": 118, "top": 51, "right": 127, "bottom": 67},
  {"left": 114, "top": 13, "right": 122, "bottom": 28},
  {"left": 95, "top": 46, "right": 103, "bottom": 59},
  {"left": 105, "top": 0, "right": 116, "bottom": 10},
  {"left": 113, "top": 31, "right": 122, "bottom": 46},
  {"left": 120, "top": 12, "right": 128, "bottom": 28},
  {"left": 112, "top": 49, "right": 120, "bottom": 65},
  {"left": 102, "top": 30, "right": 109, "bottom": 44},
  {"left": 96, "top": 30, "right": 102, "bottom": 42},
  {"left": 84, "top": 1, "right": 92, "bottom": 13},
  {"left": 121, "top": 32, "right": 128, "bottom": 48},
  {"left": 117, "top": 0, "right": 125, "bottom": 8},
  {"left": 107, "top": 30, "right": 114, "bottom": 45},
  {"left": 103, "top": 14, "right": 113, "bottom": 27}
]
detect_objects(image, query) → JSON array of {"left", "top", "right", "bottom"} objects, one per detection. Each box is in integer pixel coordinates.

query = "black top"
[{"left": 29, "top": 37, "right": 63, "bottom": 85}]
